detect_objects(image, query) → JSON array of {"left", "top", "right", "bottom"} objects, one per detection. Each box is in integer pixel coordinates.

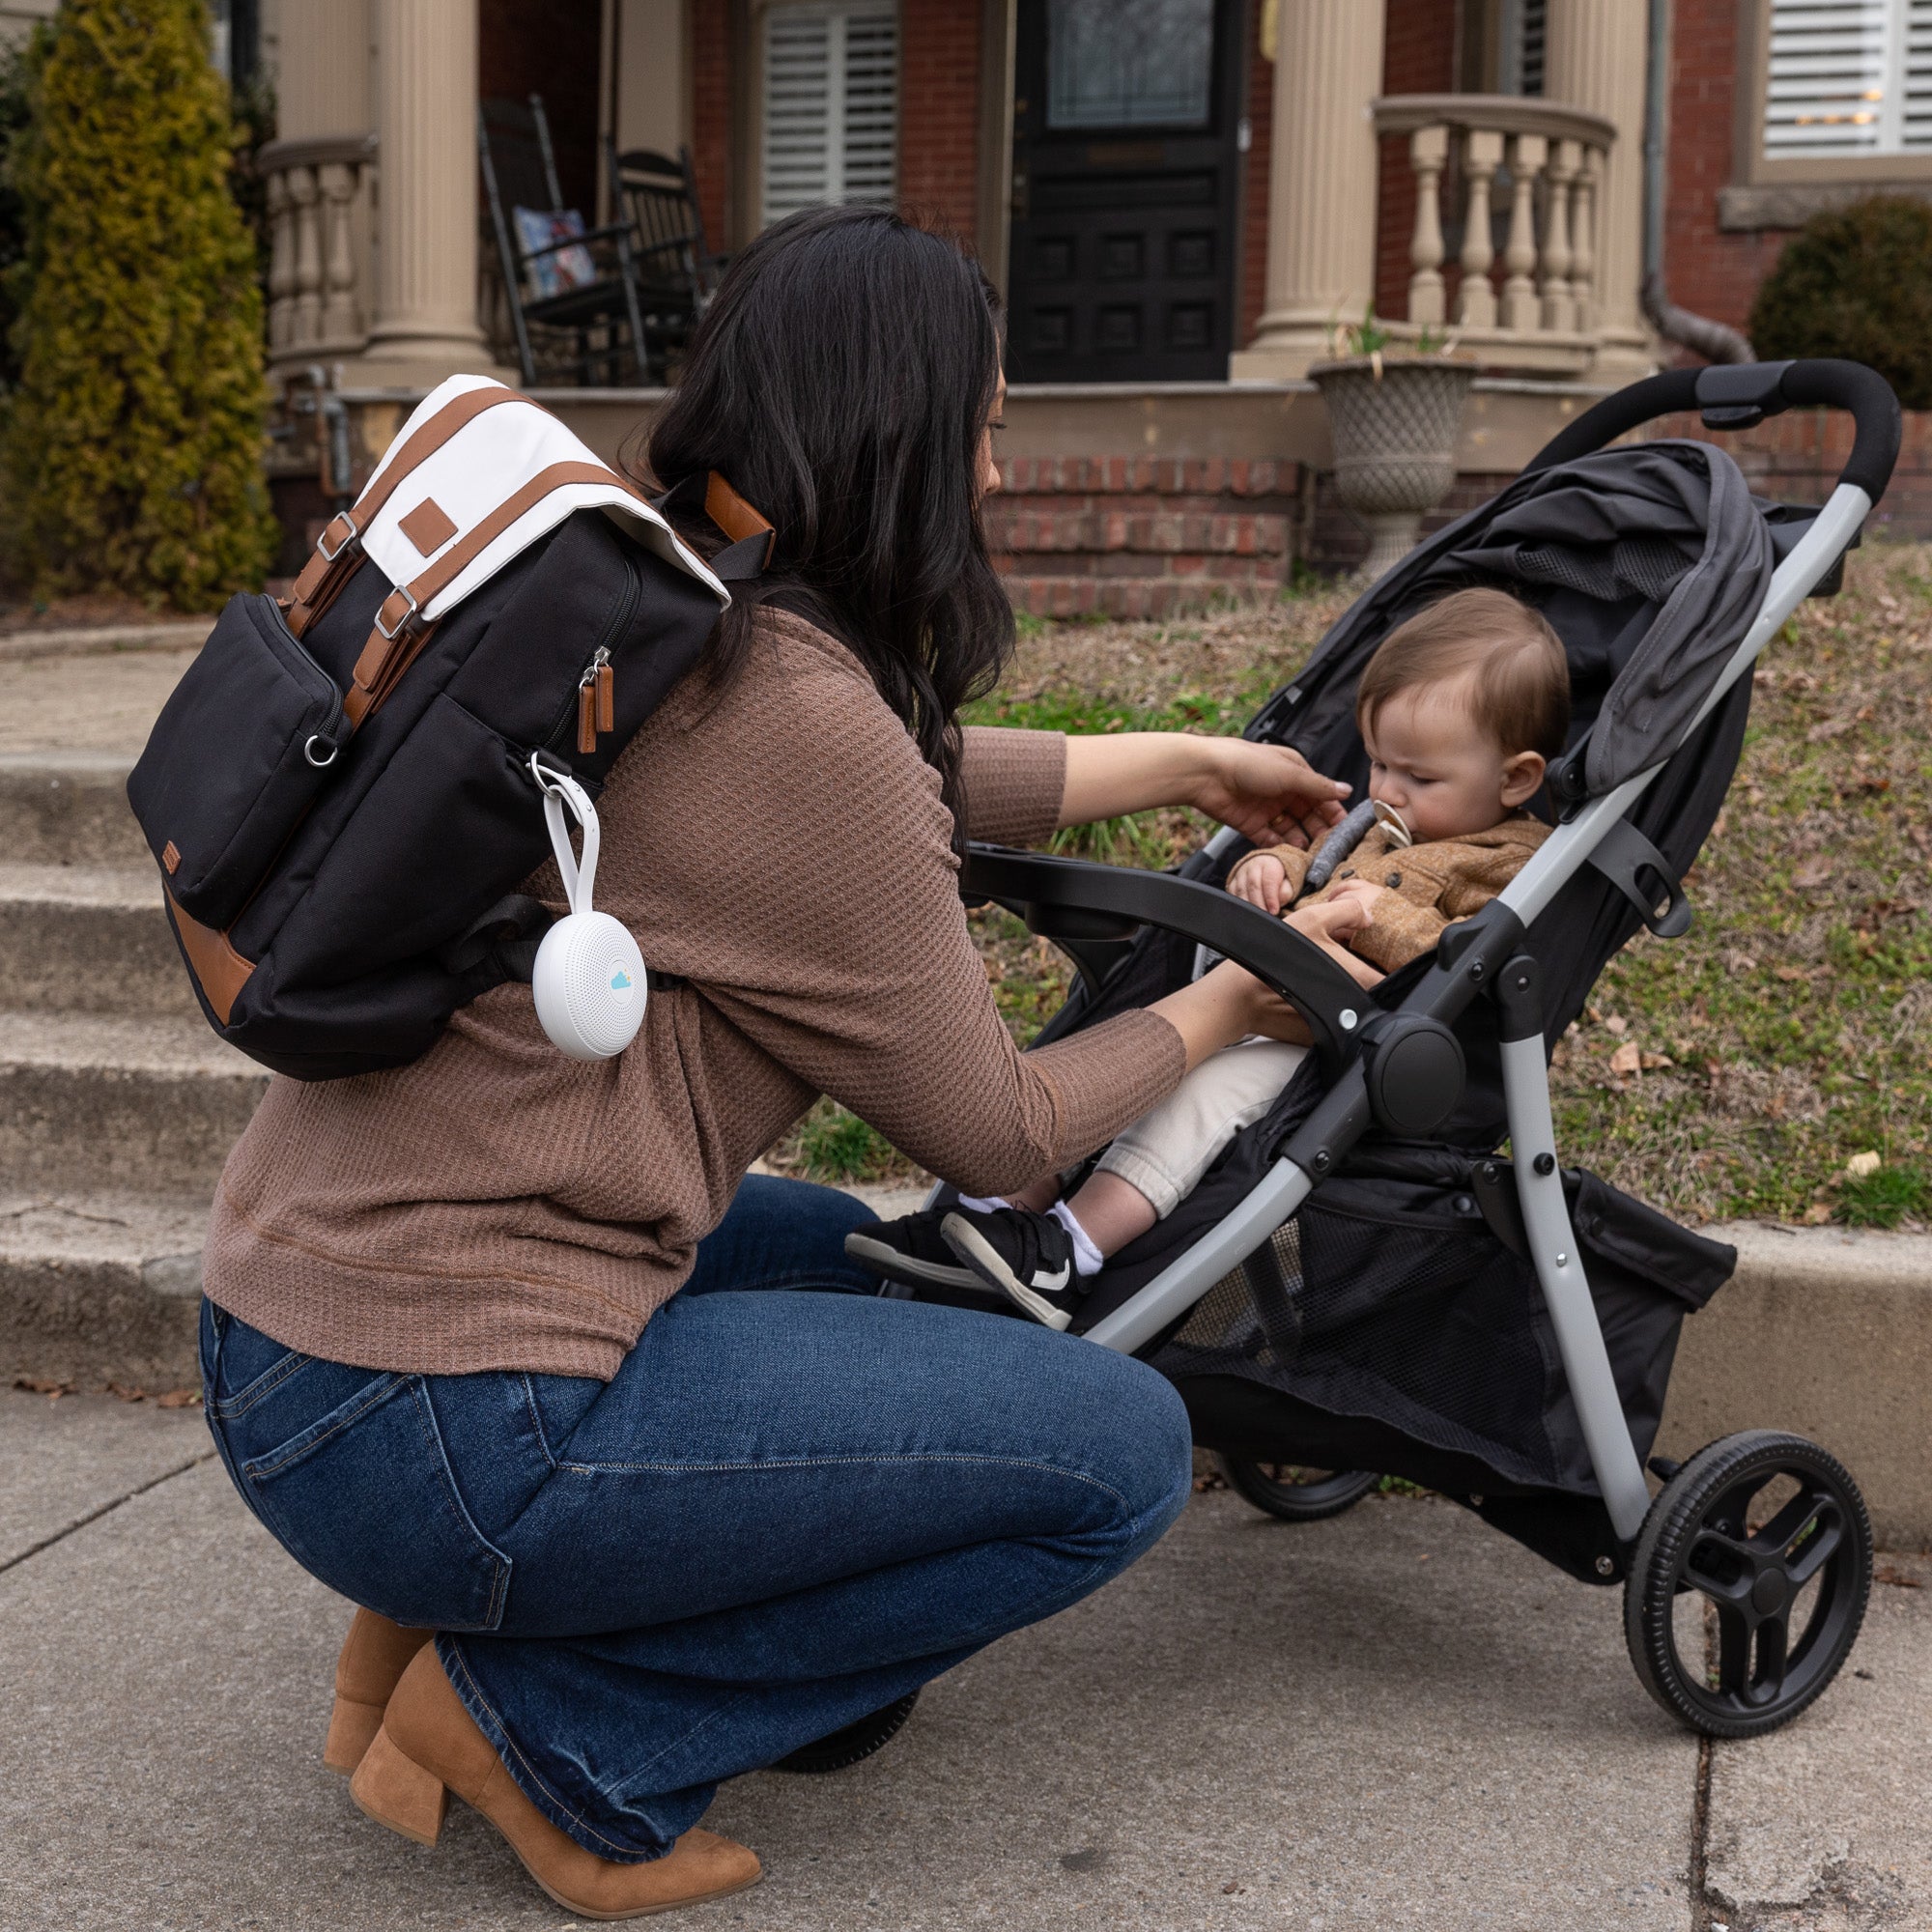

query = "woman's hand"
[
  {"left": 1184, "top": 738, "right": 1350, "bottom": 849},
  {"left": 1057, "top": 732, "right": 1350, "bottom": 838},
  {"left": 1285, "top": 898, "right": 1385, "bottom": 991}
]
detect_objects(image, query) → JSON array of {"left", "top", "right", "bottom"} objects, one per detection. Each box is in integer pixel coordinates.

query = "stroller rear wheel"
[
  {"left": 1625, "top": 1431, "right": 1871, "bottom": 1737},
  {"left": 770, "top": 1690, "right": 921, "bottom": 1775},
  {"left": 1214, "top": 1455, "right": 1379, "bottom": 1522}
]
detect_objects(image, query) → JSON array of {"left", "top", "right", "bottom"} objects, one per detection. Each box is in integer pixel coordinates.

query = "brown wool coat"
[{"left": 1255, "top": 811, "right": 1551, "bottom": 973}]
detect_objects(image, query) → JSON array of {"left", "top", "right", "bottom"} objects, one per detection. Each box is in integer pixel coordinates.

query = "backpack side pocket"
[{"left": 128, "top": 593, "right": 348, "bottom": 929}]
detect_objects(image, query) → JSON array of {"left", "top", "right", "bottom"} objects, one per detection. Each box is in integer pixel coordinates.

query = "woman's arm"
[{"left": 1060, "top": 732, "right": 1351, "bottom": 847}]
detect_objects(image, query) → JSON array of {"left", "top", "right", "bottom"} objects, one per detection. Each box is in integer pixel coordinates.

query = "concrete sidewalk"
[{"left": 2, "top": 1386, "right": 1925, "bottom": 1932}]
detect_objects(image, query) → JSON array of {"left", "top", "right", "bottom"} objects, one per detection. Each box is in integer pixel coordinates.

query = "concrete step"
[
  {"left": 0, "top": 1192, "right": 207, "bottom": 1388},
  {"left": 0, "top": 865, "right": 194, "bottom": 1017},
  {"left": 0, "top": 1010, "right": 265, "bottom": 1196},
  {"left": 1661, "top": 1224, "right": 1932, "bottom": 1550},
  {"left": 0, "top": 753, "right": 149, "bottom": 867}
]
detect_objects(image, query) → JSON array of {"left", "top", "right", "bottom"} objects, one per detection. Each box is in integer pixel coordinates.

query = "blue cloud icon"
[{"left": 611, "top": 968, "right": 633, "bottom": 990}]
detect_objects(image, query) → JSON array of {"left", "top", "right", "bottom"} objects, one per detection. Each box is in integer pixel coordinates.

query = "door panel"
[{"left": 1007, "top": 0, "right": 1246, "bottom": 383}]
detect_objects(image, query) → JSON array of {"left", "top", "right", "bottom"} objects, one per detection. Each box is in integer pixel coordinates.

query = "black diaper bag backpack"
[{"left": 127, "top": 378, "right": 771, "bottom": 1079}]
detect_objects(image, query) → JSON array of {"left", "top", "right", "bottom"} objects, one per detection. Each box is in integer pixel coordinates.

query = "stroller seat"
[{"left": 949, "top": 358, "right": 1900, "bottom": 1740}]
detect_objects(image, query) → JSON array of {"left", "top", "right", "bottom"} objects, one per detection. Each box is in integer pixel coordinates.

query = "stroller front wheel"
[
  {"left": 1214, "top": 1455, "right": 1379, "bottom": 1522},
  {"left": 1624, "top": 1431, "right": 1872, "bottom": 1737}
]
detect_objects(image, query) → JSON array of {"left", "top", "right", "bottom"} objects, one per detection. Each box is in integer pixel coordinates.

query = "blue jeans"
[{"left": 199, "top": 1176, "right": 1192, "bottom": 1861}]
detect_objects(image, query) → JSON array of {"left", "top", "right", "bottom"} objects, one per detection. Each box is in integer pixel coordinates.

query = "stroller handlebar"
[
  {"left": 959, "top": 843, "right": 1374, "bottom": 1074},
  {"left": 1523, "top": 357, "right": 1900, "bottom": 504}
]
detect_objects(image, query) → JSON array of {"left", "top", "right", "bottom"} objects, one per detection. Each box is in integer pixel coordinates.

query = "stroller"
[{"left": 947, "top": 358, "right": 1900, "bottom": 1740}]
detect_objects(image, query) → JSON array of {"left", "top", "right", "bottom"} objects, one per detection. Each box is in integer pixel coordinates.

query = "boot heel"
[
  {"left": 350, "top": 1724, "right": 449, "bottom": 1846},
  {"left": 323, "top": 1695, "right": 384, "bottom": 1776}
]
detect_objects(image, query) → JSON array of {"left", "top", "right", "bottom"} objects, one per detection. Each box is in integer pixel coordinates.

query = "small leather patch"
[
  {"left": 162, "top": 840, "right": 181, "bottom": 874},
  {"left": 398, "top": 497, "right": 458, "bottom": 555}
]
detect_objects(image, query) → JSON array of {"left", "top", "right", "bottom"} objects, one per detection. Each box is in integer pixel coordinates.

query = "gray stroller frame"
[{"left": 955, "top": 359, "right": 1901, "bottom": 1737}]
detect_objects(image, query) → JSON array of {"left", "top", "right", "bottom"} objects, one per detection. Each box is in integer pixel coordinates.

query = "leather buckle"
[
  {"left": 317, "top": 511, "right": 360, "bottom": 562},
  {"left": 375, "top": 585, "right": 419, "bottom": 639}
]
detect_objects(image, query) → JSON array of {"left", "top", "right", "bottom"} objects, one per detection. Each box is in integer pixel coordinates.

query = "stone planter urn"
[{"left": 1308, "top": 355, "right": 1479, "bottom": 580}]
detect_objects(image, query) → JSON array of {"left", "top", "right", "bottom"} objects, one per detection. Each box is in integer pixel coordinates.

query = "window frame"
[{"left": 1735, "top": 0, "right": 1932, "bottom": 185}]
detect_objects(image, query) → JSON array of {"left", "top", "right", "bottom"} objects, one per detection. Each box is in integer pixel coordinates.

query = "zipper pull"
[{"left": 575, "top": 647, "right": 612, "bottom": 755}]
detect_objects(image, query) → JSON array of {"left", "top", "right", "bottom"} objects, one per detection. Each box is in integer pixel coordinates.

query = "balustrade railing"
[
  {"left": 1371, "top": 95, "right": 1617, "bottom": 376},
  {"left": 260, "top": 134, "right": 378, "bottom": 367}
]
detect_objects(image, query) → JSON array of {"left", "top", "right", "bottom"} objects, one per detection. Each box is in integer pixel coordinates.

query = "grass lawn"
[{"left": 766, "top": 552, "right": 1932, "bottom": 1231}]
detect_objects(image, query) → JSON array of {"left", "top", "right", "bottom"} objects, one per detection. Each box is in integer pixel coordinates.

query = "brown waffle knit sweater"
[{"left": 203, "top": 609, "right": 1186, "bottom": 1379}]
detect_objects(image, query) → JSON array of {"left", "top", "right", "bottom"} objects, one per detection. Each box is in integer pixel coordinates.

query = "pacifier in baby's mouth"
[{"left": 1373, "top": 799, "right": 1414, "bottom": 847}]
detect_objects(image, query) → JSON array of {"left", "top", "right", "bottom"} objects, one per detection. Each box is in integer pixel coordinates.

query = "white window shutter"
[
  {"left": 1763, "top": 0, "right": 1916, "bottom": 156},
  {"left": 1907, "top": 0, "right": 1932, "bottom": 148},
  {"left": 763, "top": 3, "right": 899, "bottom": 227}
]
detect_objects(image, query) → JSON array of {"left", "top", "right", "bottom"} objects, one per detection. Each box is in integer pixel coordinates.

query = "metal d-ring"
[{"left": 303, "top": 734, "right": 340, "bottom": 768}]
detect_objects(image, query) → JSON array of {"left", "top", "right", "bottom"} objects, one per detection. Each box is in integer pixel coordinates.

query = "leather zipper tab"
[
  {"left": 577, "top": 682, "right": 597, "bottom": 755},
  {"left": 596, "top": 660, "right": 614, "bottom": 733}
]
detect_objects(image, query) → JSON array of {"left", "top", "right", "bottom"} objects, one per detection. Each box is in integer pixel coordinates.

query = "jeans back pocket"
[{"left": 239, "top": 1373, "right": 512, "bottom": 1633}]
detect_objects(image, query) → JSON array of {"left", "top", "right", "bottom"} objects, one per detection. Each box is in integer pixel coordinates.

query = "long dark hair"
[{"left": 639, "top": 205, "right": 1014, "bottom": 833}]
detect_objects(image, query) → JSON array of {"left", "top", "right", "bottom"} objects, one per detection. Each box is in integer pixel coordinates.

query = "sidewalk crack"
[
  {"left": 0, "top": 1449, "right": 215, "bottom": 1577},
  {"left": 1690, "top": 1732, "right": 1715, "bottom": 1932}
]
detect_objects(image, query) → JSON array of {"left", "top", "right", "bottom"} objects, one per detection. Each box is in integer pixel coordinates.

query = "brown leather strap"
[
  {"left": 704, "top": 470, "right": 775, "bottom": 549},
  {"left": 342, "top": 458, "right": 628, "bottom": 729},
  {"left": 284, "top": 386, "right": 537, "bottom": 638},
  {"left": 165, "top": 888, "right": 256, "bottom": 1025}
]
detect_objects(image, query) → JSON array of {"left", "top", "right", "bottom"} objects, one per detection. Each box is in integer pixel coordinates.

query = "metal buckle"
[
  {"left": 375, "top": 586, "right": 419, "bottom": 640},
  {"left": 316, "top": 511, "right": 359, "bottom": 563}
]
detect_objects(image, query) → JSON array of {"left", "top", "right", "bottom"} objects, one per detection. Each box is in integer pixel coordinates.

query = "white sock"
[
  {"left": 954, "top": 1194, "right": 1008, "bottom": 1214},
  {"left": 1048, "top": 1201, "right": 1105, "bottom": 1277}
]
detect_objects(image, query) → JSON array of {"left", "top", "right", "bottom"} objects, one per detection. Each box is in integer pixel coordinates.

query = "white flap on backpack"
[{"left": 355, "top": 375, "right": 729, "bottom": 621}]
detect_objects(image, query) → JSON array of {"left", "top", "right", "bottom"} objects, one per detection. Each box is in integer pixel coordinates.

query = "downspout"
[{"left": 1639, "top": 0, "right": 1755, "bottom": 363}]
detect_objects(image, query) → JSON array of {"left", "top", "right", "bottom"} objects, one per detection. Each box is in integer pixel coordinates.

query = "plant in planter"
[{"left": 1308, "top": 313, "right": 1478, "bottom": 581}]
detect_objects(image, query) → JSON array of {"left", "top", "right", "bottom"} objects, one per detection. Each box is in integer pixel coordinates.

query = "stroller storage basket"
[{"left": 1154, "top": 1163, "right": 1733, "bottom": 1502}]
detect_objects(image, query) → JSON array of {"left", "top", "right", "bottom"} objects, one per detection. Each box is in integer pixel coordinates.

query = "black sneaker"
[
  {"left": 940, "top": 1206, "right": 1086, "bottom": 1331},
  {"left": 844, "top": 1208, "right": 984, "bottom": 1292}
]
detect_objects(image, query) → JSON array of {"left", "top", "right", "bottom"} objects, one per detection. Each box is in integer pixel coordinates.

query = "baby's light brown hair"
[{"left": 1356, "top": 586, "right": 1571, "bottom": 760}]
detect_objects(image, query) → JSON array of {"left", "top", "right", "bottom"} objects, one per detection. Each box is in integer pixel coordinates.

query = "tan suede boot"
[
  {"left": 350, "top": 1646, "right": 762, "bottom": 1919},
  {"left": 323, "top": 1608, "right": 435, "bottom": 1774}
]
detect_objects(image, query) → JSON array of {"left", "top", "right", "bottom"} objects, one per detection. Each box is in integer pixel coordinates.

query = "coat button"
[
  {"left": 1339, "top": 867, "right": 1354, "bottom": 878},
  {"left": 1385, "top": 871, "right": 1402, "bottom": 887}
]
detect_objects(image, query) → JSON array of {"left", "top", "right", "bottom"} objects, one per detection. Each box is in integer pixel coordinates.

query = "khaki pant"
[{"left": 1094, "top": 1037, "right": 1310, "bottom": 1221}]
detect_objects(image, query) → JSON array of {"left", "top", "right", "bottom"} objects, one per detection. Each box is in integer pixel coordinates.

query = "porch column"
[
  {"left": 363, "top": 0, "right": 495, "bottom": 382},
  {"left": 1544, "top": 0, "right": 1655, "bottom": 382},
  {"left": 278, "top": 0, "right": 370, "bottom": 139},
  {"left": 1229, "top": 0, "right": 1386, "bottom": 382}
]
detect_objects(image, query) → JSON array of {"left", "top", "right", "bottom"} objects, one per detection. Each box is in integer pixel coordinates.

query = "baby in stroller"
[{"left": 851, "top": 584, "right": 1569, "bottom": 1327}]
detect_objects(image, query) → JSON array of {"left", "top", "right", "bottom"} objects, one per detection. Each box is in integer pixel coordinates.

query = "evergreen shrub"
[
  {"left": 1748, "top": 194, "right": 1932, "bottom": 410},
  {"left": 3, "top": 0, "right": 277, "bottom": 607}
]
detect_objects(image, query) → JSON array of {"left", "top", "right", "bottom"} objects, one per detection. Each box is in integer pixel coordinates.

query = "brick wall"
[
  {"left": 690, "top": 4, "right": 734, "bottom": 250},
  {"left": 1648, "top": 411, "right": 1932, "bottom": 535},
  {"left": 1374, "top": 0, "right": 1459, "bottom": 326},
  {"left": 1662, "top": 0, "right": 1784, "bottom": 336},
  {"left": 899, "top": 0, "right": 981, "bottom": 244},
  {"left": 987, "top": 458, "right": 1302, "bottom": 618}
]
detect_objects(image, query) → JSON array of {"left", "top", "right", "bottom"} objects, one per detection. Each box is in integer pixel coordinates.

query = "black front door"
[{"left": 1005, "top": 0, "right": 1247, "bottom": 383}]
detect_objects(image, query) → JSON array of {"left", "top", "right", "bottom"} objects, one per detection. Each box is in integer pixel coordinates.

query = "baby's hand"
[
  {"left": 1228, "top": 851, "right": 1289, "bottom": 915},
  {"left": 1325, "top": 878, "right": 1386, "bottom": 920}
]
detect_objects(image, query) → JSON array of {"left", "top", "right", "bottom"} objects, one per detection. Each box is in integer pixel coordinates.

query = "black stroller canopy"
[{"left": 1261, "top": 439, "right": 1776, "bottom": 807}]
